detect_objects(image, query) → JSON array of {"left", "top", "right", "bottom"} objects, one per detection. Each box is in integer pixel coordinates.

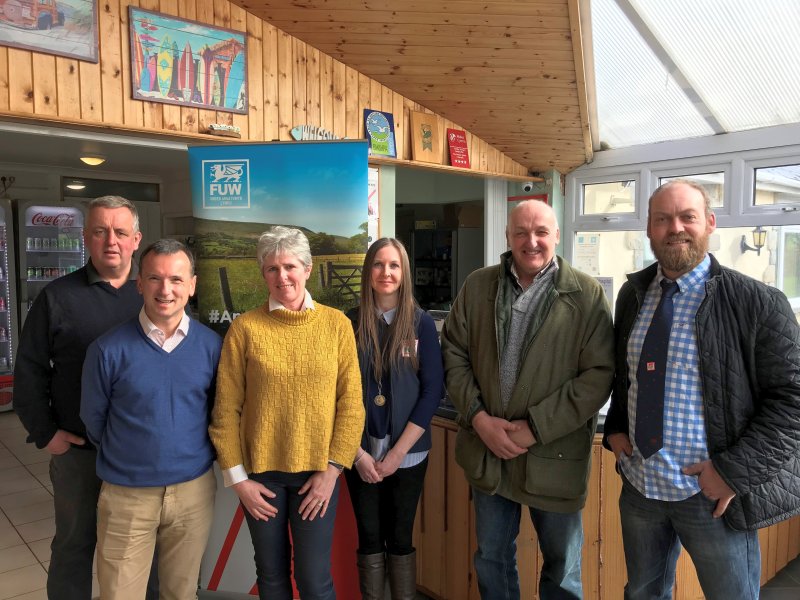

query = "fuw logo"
[{"left": 203, "top": 159, "right": 251, "bottom": 209}]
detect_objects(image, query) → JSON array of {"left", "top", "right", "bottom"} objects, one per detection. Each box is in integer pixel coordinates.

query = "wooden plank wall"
[
  {"left": 419, "top": 419, "right": 800, "bottom": 599},
  {"left": 0, "top": 0, "right": 528, "bottom": 178}
]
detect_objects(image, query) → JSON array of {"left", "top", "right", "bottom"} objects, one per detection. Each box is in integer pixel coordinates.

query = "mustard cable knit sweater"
[{"left": 209, "top": 303, "right": 364, "bottom": 474}]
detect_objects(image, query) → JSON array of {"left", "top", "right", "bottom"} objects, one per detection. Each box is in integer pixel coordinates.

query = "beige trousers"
[{"left": 96, "top": 469, "right": 216, "bottom": 600}]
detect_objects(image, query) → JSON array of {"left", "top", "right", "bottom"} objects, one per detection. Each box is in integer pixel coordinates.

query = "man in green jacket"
[{"left": 441, "top": 200, "right": 614, "bottom": 600}]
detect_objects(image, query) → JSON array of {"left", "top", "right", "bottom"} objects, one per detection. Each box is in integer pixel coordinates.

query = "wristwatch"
[{"left": 328, "top": 460, "right": 345, "bottom": 473}]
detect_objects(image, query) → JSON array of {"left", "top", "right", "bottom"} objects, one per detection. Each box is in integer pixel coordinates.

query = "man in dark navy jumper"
[{"left": 14, "top": 196, "right": 143, "bottom": 600}]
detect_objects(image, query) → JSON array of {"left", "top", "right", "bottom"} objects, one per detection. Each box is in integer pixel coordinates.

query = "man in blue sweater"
[{"left": 81, "top": 239, "right": 222, "bottom": 598}]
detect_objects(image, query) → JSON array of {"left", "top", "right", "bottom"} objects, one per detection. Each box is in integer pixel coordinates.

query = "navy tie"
[{"left": 635, "top": 279, "right": 679, "bottom": 459}]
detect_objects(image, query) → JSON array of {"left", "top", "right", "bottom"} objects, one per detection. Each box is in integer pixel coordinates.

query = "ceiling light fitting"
[
  {"left": 80, "top": 155, "right": 106, "bottom": 166},
  {"left": 66, "top": 180, "right": 86, "bottom": 191}
]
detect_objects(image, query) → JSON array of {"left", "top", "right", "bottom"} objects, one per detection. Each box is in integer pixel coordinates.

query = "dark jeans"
[
  {"left": 619, "top": 477, "right": 760, "bottom": 600},
  {"left": 244, "top": 470, "right": 340, "bottom": 600},
  {"left": 48, "top": 446, "right": 159, "bottom": 600},
  {"left": 472, "top": 487, "right": 584, "bottom": 600},
  {"left": 345, "top": 457, "right": 428, "bottom": 555}
]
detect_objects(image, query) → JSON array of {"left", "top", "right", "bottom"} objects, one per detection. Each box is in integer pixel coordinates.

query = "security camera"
[{"left": 523, "top": 182, "right": 534, "bottom": 192}]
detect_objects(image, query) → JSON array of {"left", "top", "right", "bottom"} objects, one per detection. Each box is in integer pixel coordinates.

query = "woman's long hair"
[{"left": 356, "top": 238, "right": 419, "bottom": 381}]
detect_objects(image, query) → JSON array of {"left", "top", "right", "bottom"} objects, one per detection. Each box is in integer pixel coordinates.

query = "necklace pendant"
[{"left": 373, "top": 394, "right": 386, "bottom": 407}]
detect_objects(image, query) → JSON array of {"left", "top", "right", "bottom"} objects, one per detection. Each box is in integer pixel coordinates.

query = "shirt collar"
[
  {"left": 86, "top": 259, "right": 137, "bottom": 285},
  {"left": 269, "top": 289, "right": 315, "bottom": 312},
  {"left": 509, "top": 256, "right": 559, "bottom": 290},
  {"left": 375, "top": 306, "right": 397, "bottom": 325},
  {"left": 656, "top": 254, "right": 711, "bottom": 292},
  {"left": 138, "top": 307, "right": 190, "bottom": 338}
]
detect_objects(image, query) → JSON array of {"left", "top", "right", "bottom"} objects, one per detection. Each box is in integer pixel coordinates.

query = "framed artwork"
[
  {"left": 0, "top": 0, "right": 98, "bottom": 62},
  {"left": 129, "top": 7, "right": 247, "bottom": 114},
  {"left": 364, "top": 109, "right": 397, "bottom": 158},
  {"left": 410, "top": 111, "right": 443, "bottom": 164}
]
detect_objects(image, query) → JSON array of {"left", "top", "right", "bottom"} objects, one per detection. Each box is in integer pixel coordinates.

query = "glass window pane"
[
  {"left": 582, "top": 181, "right": 636, "bottom": 215},
  {"left": 754, "top": 165, "right": 800, "bottom": 206},
  {"left": 574, "top": 225, "right": 798, "bottom": 318},
  {"left": 659, "top": 173, "right": 724, "bottom": 208}
]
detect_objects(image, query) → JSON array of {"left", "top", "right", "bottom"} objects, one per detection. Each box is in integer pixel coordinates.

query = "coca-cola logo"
[{"left": 31, "top": 212, "right": 75, "bottom": 227}]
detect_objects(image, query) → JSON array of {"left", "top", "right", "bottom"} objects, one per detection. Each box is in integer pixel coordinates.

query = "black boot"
[
  {"left": 388, "top": 551, "right": 416, "bottom": 600},
  {"left": 357, "top": 552, "right": 386, "bottom": 600}
]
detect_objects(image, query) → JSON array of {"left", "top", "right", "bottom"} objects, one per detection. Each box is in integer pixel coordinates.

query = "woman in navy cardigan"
[{"left": 346, "top": 238, "right": 444, "bottom": 600}]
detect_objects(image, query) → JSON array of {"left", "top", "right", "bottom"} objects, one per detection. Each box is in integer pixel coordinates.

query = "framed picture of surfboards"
[{"left": 128, "top": 7, "right": 248, "bottom": 114}]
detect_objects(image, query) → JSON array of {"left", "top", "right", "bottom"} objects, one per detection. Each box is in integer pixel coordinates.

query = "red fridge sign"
[{"left": 447, "top": 128, "right": 471, "bottom": 169}]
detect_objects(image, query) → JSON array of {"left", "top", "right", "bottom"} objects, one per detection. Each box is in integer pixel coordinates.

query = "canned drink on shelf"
[
  {"left": 34, "top": 267, "right": 43, "bottom": 279},
  {"left": 42, "top": 238, "right": 50, "bottom": 250},
  {"left": 26, "top": 237, "right": 33, "bottom": 250},
  {"left": 33, "top": 237, "right": 42, "bottom": 250},
  {"left": 51, "top": 238, "right": 59, "bottom": 249},
  {"left": 26, "top": 267, "right": 34, "bottom": 279}
]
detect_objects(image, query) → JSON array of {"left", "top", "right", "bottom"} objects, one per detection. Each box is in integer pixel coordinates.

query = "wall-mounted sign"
[{"left": 363, "top": 109, "right": 397, "bottom": 158}]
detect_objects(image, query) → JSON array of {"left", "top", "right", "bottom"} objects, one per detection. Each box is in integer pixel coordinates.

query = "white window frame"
[
  {"left": 564, "top": 123, "right": 800, "bottom": 264},
  {"left": 777, "top": 225, "right": 800, "bottom": 311}
]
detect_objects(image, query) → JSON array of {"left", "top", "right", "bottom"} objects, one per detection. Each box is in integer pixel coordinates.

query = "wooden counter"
[{"left": 414, "top": 417, "right": 800, "bottom": 599}]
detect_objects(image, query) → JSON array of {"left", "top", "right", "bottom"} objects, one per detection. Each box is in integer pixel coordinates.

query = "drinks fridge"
[
  {"left": 18, "top": 203, "right": 85, "bottom": 330},
  {"left": 0, "top": 200, "right": 18, "bottom": 412}
]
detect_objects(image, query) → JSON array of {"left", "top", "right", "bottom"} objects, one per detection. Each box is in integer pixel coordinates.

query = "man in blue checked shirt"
[{"left": 603, "top": 180, "right": 800, "bottom": 600}]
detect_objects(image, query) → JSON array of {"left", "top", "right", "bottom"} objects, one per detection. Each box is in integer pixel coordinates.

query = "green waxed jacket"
[{"left": 441, "top": 254, "right": 614, "bottom": 512}]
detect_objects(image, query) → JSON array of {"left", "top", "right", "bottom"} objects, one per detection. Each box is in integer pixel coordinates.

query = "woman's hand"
[
  {"left": 298, "top": 465, "right": 339, "bottom": 521},
  {"left": 375, "top": 448, "right": 405, "bottom": 479},
  {"left": 232, "top": 479, "right": 278, "bottom": 521},
  {"left": 355, "top": 451, "right": 383, "bottom": 484}
]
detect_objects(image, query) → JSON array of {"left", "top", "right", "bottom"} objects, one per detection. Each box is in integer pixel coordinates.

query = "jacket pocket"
[
  {"left": 455, "top": 428, "right": 496, "bottom": 489},
  {"left": 523, "top": 428, "right": 592, "bottom": 499}
]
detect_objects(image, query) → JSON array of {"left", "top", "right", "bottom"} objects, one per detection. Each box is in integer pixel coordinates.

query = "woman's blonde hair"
[{"left": 356, "top": 238, "right": 419, "bottom": 381}]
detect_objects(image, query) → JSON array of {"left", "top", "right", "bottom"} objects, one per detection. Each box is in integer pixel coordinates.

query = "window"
[
  {"left": 659, "top": 172, "right": 724, "bottom": 208},
  {"left": 581, "top": 180, "right": 636, "bottom": 215},
  {"left": 754, "top": 164, "right": 800, "bottom": 207},
  {"left": 778, "top": 226, "right": 800, "bottom": 311}
]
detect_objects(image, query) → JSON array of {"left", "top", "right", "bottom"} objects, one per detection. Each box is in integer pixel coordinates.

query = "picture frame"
[
  {"left": 410, "top": 111, "right": 443, "bottom": 164},
  {"left": 0, "top": 0, "right": 99, "bottom": 63},
  {"left": 129, "top": 7, "right": 248, "bottom": 114},
  {"left": 363, "top": 109, "right": 397, "bottom": 158}
]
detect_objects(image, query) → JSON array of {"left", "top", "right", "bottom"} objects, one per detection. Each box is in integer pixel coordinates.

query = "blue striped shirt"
[{"left": 619, "top": 255, "right": 711, "bottom": 501}]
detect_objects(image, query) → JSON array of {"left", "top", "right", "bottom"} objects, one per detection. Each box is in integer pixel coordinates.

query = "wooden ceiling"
[{"left": 230, "top": 0, "right": 595, "bottom": 174}]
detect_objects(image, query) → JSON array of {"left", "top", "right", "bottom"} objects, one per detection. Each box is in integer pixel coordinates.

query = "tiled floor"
[{"left": 0, "top": 408, "right": 797, "bottom": 599}]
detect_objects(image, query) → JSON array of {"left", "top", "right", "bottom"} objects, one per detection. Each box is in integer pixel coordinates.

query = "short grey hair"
[
  {"left": 87, "top": 196, "right": 140, "bottom": 233},
  {"left": 139, "top": 239, "right": 195, "bottom": 275},
  {"left": 256, "top": 226, "right": 312, "bottom": 268},
  {"left": 649, "top": 179, "right": 713, "bottom": 217}
]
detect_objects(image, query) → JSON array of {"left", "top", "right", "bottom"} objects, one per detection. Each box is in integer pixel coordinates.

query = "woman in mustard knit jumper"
[{"left": 209, "top": 226, "right": 364, "bottom": 600}]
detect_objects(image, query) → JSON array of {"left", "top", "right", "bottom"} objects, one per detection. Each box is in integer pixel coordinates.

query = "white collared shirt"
[
  {"left": 268, "top": 289, "right": 316, "bottom": 313},
  {"left": 138, "top": 308, "right": 190, "bottom": 353}
]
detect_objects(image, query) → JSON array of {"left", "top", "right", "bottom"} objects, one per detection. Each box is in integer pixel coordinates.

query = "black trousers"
[{"left": 345, "top": 457, "right": 428, "bottom": 556}]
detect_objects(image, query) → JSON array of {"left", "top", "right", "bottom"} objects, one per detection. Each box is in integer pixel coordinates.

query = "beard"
[{"left": 651, "top": 231, "right": 710, "bottom": 275}]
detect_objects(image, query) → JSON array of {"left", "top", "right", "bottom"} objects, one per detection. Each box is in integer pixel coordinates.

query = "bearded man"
[{"left": 602, "top": 180, "right": 800, "bottom": 600}]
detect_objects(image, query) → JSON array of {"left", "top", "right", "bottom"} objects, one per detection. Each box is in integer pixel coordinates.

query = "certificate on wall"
[
  {"left": 364, "top": 109, "right": 397, "bottom": 158},
  {"left": 410, "top": 111, "right": 443, "bottom": 164},
  {"left": 447, "top": 128, "right": 471, "bottom": 168}
]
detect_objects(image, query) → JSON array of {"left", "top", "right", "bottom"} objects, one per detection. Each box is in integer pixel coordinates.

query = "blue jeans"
[
  {"left": 244, "top": 471, "right": 340, "bottom": 600},
  {"left": 619, "top": 476, "right": 760, "bottom": 600},
  {"left": 472, "top": 488, "right": 584, "bottom": 600}
]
